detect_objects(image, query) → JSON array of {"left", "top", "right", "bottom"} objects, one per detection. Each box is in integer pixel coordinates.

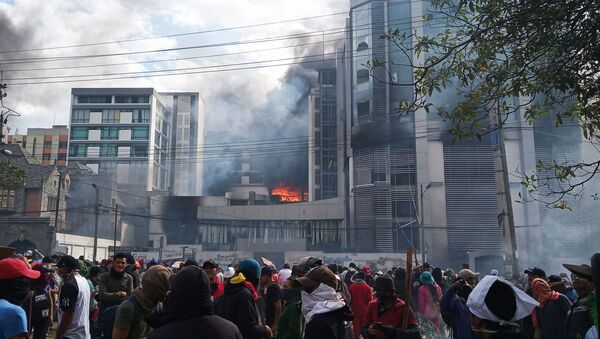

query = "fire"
[{"left": 271, "top": 183, "right": 307, "bottom": 203}]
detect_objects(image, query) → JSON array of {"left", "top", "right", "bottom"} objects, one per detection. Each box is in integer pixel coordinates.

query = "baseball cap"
[
  {"left": 0, "top": 258, "right": 41, "bottom": 280},
  {"left": 202, "top": 260, "right": 218, "bottom": 269},
  {"left": 563, "top": 263, "right": 593, "bottom": 281},
  {"left": 467, "top": 275, "right": 538, "bottom": 323},
  {"left": 547, "top": 274, "right": 562, "bottom": 284},
  {"left": 57, "top": 255, "right": 80, "bottom": 271},
  {"left": 458, "top": 269, "right": 477, "bottom": 280},
  {"left": 524, "top": 267, "right": 546, "bottom": 277},
  {"left": 293, "top": 266, "right": 337, "bottom": 290}
]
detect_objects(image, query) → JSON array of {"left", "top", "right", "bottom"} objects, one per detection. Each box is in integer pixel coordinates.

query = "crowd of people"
[{"left": 0, "top": 251, "right": 598, "bottom": 339}]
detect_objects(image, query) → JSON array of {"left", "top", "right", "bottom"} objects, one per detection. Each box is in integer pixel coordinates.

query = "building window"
[
  {"left": 100, "top": 144, "right": 117, "bottom": 157},
  {"left": 47, "top": 196, "right": 57, "bottom": 211},
  {"left": 357, "top": 100, "right": 370, "bottom": 117},
  {"left": 77, "top": 95, "right": 112, "bottom": 104},
  {"left": 57, "top": 154, "right": 67, "bottom": 160},
  {"left": 392, "top": 201, "right": 413, "bottom": 218},
  {"left": 114, "top": 95, "right": 150, "bottom": 104},
  {"left": 70, "top": 127, "right": 88, "bottom": 140},
  {"left": 71, "top": 109, "right": 90, "bottom": 123},
  {"left": 102, "top": 110, "right": 121, "bottom": 123},
  {"left": 391, "top": 173, "right": 416, "bottom": 186},
  {"left": 131, "top": 144, "right": 148, "bottom": 157},
  {"left": 58, "top": 141, "right": 68, "bottom": 149},
  {"left": 69, "top": 144, "right": 86, "bottom": 157},
  {"left": 42, "top": 154, "right": 51, "bottom": 160},
  {"left": 0, "top": 189, "right": 15, "bottom": 209},
  {"left": 132, "top": 127, "right": 149, "bottom": 140},
  {"left": 357, "top": 69, "right": 370, "bottom": 84},
  {"left": 356, "top": 41, "right": 369, "bottom": 52},
  {"left": 372, "top": 172, "right": 386, "bottom": 182},
  {"left": 132, "top": 109, "right": 150, "bottom": 123},
  {"left": 43, "top": 141, "right": 52, "bottom": 148},
  {"left": 101, "top": 127, "right": 119, "bottom": 140}
]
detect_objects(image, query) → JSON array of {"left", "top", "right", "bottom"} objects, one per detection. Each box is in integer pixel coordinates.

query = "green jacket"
[
  {"left": 98, "top": 271, "right": 134, "bottom": 308},
  {"left": 276, "top": 296, "right": 305, "bottom": 339}
]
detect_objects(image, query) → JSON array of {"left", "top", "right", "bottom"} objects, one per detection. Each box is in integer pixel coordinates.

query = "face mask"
[{"left": 281, "top": 288, "right": 301, "bottom": 302}]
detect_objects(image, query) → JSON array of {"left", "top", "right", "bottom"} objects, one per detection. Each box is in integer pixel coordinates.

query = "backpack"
[{"left": 96, "top": 296, "right": 140, "bottom": 339}]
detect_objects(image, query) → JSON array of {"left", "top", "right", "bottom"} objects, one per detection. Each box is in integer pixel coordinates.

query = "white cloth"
[
  {"left": 300, "top": 283, "right": 346, "bottom": 322},
  {"left": 58, "top": 274, "right": 90, "bottom": 339},
  {"left": 467, "top": 275, "right": 539, "bottom": 324},
  {"left": 586, "top": 326, "right": 598, "bottom": 339},
  {"left": 278, "top": 268, "right": 292, "bottom": 285}
]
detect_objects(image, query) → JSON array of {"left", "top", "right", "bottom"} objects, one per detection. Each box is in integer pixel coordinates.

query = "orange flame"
[{"left": 271, "top": 183, "right": 306, "bottom": 203}]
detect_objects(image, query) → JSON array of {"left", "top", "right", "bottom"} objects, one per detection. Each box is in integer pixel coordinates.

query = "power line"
[{"left": 0, "top": 0, "right": 432, "bottom": 55}]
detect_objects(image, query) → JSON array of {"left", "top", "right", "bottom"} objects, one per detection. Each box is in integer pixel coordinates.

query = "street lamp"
[{"left": 420, "top": 183, "right": 432, "bottom": 264}]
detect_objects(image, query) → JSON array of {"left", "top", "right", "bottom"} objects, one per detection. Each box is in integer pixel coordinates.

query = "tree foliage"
[
  {"left": 0, "top": 160, "right": 25, "bottom": 190},
  {"left": 372, "top": 0, "right": 600, "bottom": 207}
]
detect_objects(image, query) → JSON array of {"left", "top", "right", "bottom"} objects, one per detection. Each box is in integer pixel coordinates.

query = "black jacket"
[
  {"left": 217, "top": 282, "right": 267, "bottom": 339},
  {"left": 304, "top": 305, "right": 353, "bottom": 339},
  {"left": 148, "top": 315, "right": 242, "bottom": 339}
]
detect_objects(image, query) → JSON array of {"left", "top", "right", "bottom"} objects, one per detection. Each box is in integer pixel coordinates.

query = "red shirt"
[
  {"left": 212, "top": 279, "right": 224, "bottom": 299},
  {"left": 349, "top": 281, "right": 373, "bottom": 317},
  {"left": 365, "top": 297, "right": 418, "bottom": 339}
]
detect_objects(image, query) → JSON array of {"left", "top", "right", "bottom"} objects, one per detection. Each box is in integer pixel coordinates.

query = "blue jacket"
[{"left": 440, "top": 287, "right": 475, "bottom": 339}]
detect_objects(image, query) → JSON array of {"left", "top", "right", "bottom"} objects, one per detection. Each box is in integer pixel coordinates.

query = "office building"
[
  {"left": 7, "top": 125, "right": 69, "bottom": 167},
  {"left": 68, "top": 88, "right": 205, "bottom": 195}
]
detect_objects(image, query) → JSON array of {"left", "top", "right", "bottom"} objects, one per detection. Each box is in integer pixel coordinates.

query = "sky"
[{"left": 0, "top": 0, "right": 348, "bottom": 135}]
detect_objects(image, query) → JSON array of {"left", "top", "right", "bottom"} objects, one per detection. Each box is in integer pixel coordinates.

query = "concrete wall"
[{"left": 55, "top": 232, "right": 121, "bottom": 261}]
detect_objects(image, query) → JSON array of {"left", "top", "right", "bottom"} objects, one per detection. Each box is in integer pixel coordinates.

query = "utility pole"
[
  {"left": 92, "top": 183, "right": 100, "bottom": 263},
  {"left": 420, "top": 183, "right": 431, "bottom": 264},
  {"left": 54, "top": 171, "right": 62, "bottom": 230},
  {"left": 492, "top": 105, "right": 519, "bottom": 277},
  {"left": 113, "top": 204, "right": 119, "bottom": 257}
]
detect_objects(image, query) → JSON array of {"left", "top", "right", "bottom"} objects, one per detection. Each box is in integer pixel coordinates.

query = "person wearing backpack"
[
  {"left": 110, "top": 265, "right": 172, "bottom": 339},
  {"left": 24, "top": 264, "right": 54, "bottom": 339},
  {"left": 439, "top": 278, "right": 475, "bottom": 339},
  {"left": 418, "top": 271, "right": 442, "bottom": 339}
]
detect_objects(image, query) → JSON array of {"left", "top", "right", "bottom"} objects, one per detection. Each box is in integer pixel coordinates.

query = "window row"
[
  {"left": 71, "top": 127, "right": 149, "bottom": 140},
  {"left": 72, "top": 109, "right": 150, "bottom": 123},
  {"left": 77, "top": 95, "right": 150, "bottom": 104},
  {"left": 69, "top": 144, "right": 149, "bottom": 157}
]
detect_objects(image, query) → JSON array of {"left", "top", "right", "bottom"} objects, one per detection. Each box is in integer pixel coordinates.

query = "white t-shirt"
[{"left": 58, "top": 274, "right": 91, "bottom": 339}]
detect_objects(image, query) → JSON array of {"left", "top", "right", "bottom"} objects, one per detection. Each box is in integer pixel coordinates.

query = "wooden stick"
[
  {"left": 402, "top": 249, "right": 414, "bottom": 329},
  {"left": 28, "top": 290, "right": 34, "bottom": 336}
]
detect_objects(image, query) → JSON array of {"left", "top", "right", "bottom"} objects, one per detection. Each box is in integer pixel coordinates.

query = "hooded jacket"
[
  {"left": 216, "top": 273, "right": 268, "bottom": 339},
  {"left": 304, "top": 306, "right": 353, "bottom": 339},
  {"left": 147, "top": 266, "right": 242, "bottom": 339},
  {"left": 277, "top": 293, "right": 305, "bottom": 339}
]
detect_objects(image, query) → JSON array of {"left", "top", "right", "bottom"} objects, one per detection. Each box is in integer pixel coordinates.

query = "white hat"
[
  {"left": 223, "top": 266, "right": 235, "bottom": 279},
  {"left": 467, "top": 275, "right": 538, "bottom": 324},
  {"left": 490, "top": 269, "right": 499, "bottom": 276}
]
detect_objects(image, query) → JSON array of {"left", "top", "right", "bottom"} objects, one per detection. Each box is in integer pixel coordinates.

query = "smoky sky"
[
  {"left": 0, "top": 11, "right": 30, "bottom": 52},
  {"left": 203, "top": 41, "right": 325, "bottom": 195}
]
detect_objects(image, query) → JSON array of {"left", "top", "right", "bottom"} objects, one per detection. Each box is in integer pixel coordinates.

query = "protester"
[
  {"left": 279, "top": 264, "right": 292, "bottom": 286},
  {"left": 548, "top": 274, "right": 578, "bottom": 302},
  {"left": 432, "top": 267, "right": 448, "bottom": 292},
  {"left": 125, "top": 255, "right": 140, "bottom": 289},
  {"left": 392, "top": 267, "right": 406, "bottom": 300},
  {"left": 203, "top": 260, "right": 225, "bottom": 299},
  {"left": 458, "top": 269, "right": 478, "bottom": 286},
  {"left": 342, "top": 262, "right": 358, "bottom": 288},
  {"left": 348, "top": 271, "right": 372, "bottom": 339},
  {"left": 418, "top": 271, "right": 443, "bottom": 338},
  {"left": 0, "top": 258, "right": 41, "bottom": 339},
  {"left": 524, "top": 267, "right": 547, "bottom": 292},
  {"left": 147, "top": 265, "right": 242, "bottom": 339},
  {"left": 362, "top": 265, "right": 375, "bottom": 287},
  {"left": 293, "top": 266, "right": 353, "bottom": 339},
  {"left": 111, "top": 265, "right": 172, "bottom": 339},
  {"left": 98, "top": 253, "right": 134, "bottom": 309},
  {"left": 363, "top": 275, "right": 421, "bottom": 339},
  {"left": 276, "top": 278, "right": 305, "bottom": 339},
  {"left": 55, "top": 255, "right": 91, "bottom": 339},
  {"left": 217, "top": 258, "right": 272, "bottom": 339},
  {"left": 223, "top": 266, "right": 236, "bottom": 284},
  {"left": 258, "top": 265, "right": 283, "bottom": 335},
  {"left": 530, "top": 278, "right": 571, "bottom": 339},
  {"left": 440, "top": 277, "right": 475, "bottom": 339},
  {"left": 87, "top": 266, "right": 101, "bottom": 328},
  {"left": 563, "top": 263, "right": 595, "bottom": 339},
  {"left": 25, "top": 264, "right": 54, "bottom": 339},
  {"left": 467, "top": 275, "right": 538, "bottom": 338}
]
